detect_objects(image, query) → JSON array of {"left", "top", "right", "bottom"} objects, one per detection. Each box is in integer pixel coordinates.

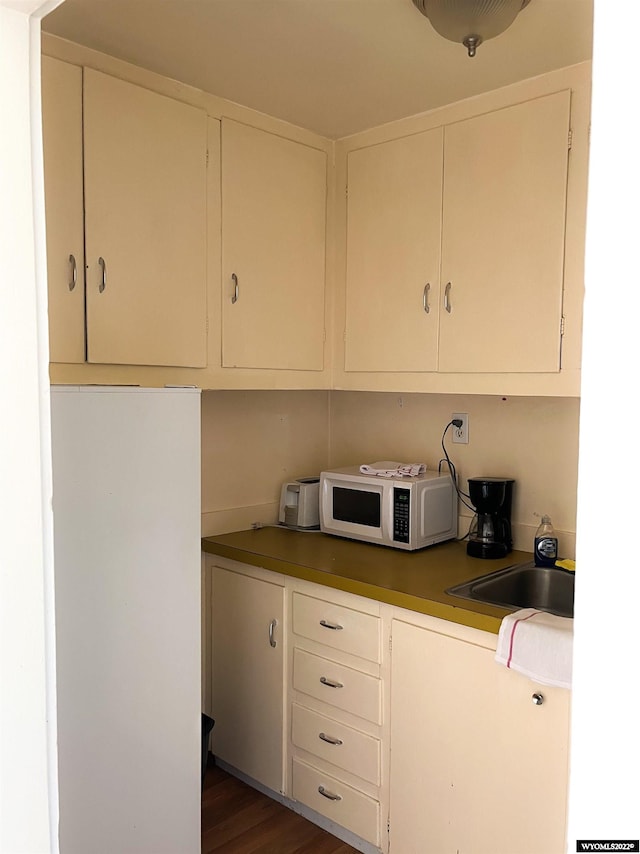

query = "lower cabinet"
[
  {"left": 291, "top": 757, "right": 381, "bottom": 843},
  {"left": 206, "top": 555, "right": 570, "bottom": 854},
  {"left": 292, "top": 648, "right": 382, "bottom": 725},
  {"left": 389, "top": 617, "right": 570, "bottom": 854},
  {"left": 211, "top": 563, "right": 285, "bottom": 793},
  {"left": 291, "top": 704, "right": 381, "bottom": 786},
  {"left": 288, "top": 586, "right": 385, "bottom": 849}
]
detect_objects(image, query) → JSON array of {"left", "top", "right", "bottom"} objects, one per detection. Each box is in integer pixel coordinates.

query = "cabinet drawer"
[
  {"left": 292, "top": 592, "right": 381, "bottom": 663},
  {"left": 292, "top": 703, "right": 381, "bottom": 785},
  {"left": 292, "top": 757, "right": 380, "bottom": 846},
  {"left": 293, "top": 649, "right": 382, "bottom": 724}
]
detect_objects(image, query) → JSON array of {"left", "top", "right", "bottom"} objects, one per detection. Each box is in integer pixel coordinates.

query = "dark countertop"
[{"left": 202, "top": 527, "right": 533, "bottom": 634}]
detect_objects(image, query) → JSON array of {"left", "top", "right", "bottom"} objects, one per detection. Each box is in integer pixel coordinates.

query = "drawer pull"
[
  {"left": 319, "top": 732, "right": 343, "bottom": 746},
  {"left": 320, "top": 676, "right": 343, "bottom": 689},
  {"left": 319, "top": 619, "right": 343, "bottom": 631},
  {"left": 318, "top": 785, "right": 342, "bottom": 802},
  {"left": 68, "top": 254, "right": 77, "bottom": 291},
  {"left": 423, "top": 281, "right": 430, "bottom": 313},
  {"left": 269, "top": 618, "right": 277, "bottom": 648},
  {"left": 98, "top": 256, "right": 107, "bottom": 293},
  {"left": 444, "top": 281, "right": 452, "bottom": 313}
]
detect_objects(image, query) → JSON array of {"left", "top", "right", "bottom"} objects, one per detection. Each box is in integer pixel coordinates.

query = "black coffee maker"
[{"left": 467, "top": 477, "right": 514, "bottom": 559}]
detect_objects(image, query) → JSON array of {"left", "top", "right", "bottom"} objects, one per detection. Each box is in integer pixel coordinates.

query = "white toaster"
[{"left": 279, "top": 477, "right": 320, "bottom": 529}]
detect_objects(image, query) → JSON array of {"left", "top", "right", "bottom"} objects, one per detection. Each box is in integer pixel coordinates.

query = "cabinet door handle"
[
  {"left": 319, "top": 619, "right": 343, "bottom": 631},
  {"left": 318, "top": 785, "right": 342, "bottom": 802},
  {"left": 319, "top": 732, "right": 343, "bottom": 746},
  {"left": 320, "top": 676, "right": 343, "bottom": 689},
  {"left": 423, "top": 282, "right": 430, "bottom": 314},
  {"left": 68, "top": 254, "right": 77, "bottom": 292},
  {"left": 98, "top": 257, "right": 107, "bottom": 293},
  {"left": 532, "top": 692, "right": 545, "bottom": 705},
  {"left": 231, "top": 272, "right": 239, "bottom": 303},
  {"left": 268, "top": 618, "right": 277, "bottom": 648},
  {"left": 444, "top": 281, "right": 452, "bottom": 313}
]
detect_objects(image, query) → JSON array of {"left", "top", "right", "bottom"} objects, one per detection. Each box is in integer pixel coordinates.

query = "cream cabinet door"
[
  {"left": 344, "top": 129, "right": 443, "bottom": 372},
  {"left": 41, "top": 57, "right": 85, "bottom": 364},
  {"left": 83, "top": 68, "right": 207, "bottom": 367},
  {"left": 389, "top": 619, "right": 570, "bottom": 854},
  {"left": 439, "top": 90, "right": 571, "bottom": 373},
  {"left": 221, "top": 118, "right": 327, "bottom": 371},
  {"left": 212, "top": 566, "right": 285, "bottom": 793}
]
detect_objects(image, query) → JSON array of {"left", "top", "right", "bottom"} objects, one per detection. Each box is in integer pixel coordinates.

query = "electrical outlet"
[{"left": 452, "top": 413, "right": 469, "bottom": 444}]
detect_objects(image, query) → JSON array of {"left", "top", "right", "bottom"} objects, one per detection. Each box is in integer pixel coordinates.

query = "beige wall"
[
  {"left": 329, "top": 392, "right": 579, "bottom": 556},
  {"left": 201, "top": 390, "right": 330, "bottom": 535},
  {"left": 202, "top": 389, "right": 580, "bottom": 558}
]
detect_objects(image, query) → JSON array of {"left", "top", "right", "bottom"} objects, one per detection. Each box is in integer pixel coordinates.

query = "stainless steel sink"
[{"left": 446, "top": 560, "right": 575, "bottom": 618}]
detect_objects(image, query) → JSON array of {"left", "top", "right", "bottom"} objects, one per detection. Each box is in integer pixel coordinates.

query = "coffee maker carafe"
[{"left": 467, "top": 477, "right": 514, "bottom": 559}]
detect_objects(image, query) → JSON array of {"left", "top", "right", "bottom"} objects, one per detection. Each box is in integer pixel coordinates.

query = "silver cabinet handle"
[
  {"left": 318, "top": 785, "right": 342, "bottom": 802},
  {"left": 532, "top": 692, "right": 545, "bottom": 705},
  {"left": 268, "top": 618, "right": 277, "bottom": 648},
  {"left": 98, "top": 257, "right": 106, "bottom": 293},
  {"left": 319, "top": 619, "right": 343, "bottom": 631},
  {"left": 319, "top": 732, "right": 343, "bottom": 746},
  {"left": 320, "top": 676, "right": 343, "bottom": 689},
  {"left": 444, "top": 281, "right": 452, "bottom": 313},
  {"left": 231, "top": 272, "right": 239, "bottom": 303},
  {"left": 423, "top": 282, "right": 430, "bottom": 314},
  {"left": 68, "top": 254, "right": 77, "bottom": 292}
]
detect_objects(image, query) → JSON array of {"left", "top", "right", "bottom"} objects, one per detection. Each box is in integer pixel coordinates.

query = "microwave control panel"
[{"left": 393, "top": 487, "right": 410, "bottom": 543}]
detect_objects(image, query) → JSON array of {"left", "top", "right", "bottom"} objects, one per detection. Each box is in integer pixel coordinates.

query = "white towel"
[
  {"left": 495, "top": 608, "right": 573, "bottom": 689},
  {"left": 359, "top": 461, "right": 427, "bottom": 478}
]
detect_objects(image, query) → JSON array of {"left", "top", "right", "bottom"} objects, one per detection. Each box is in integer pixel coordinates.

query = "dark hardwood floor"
[{"left": 201, "top": 758, "right": 359, "bottom": 853}]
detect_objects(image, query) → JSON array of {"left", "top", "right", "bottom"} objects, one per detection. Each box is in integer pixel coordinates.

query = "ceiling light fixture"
[{"left": 410, "top": 0, "right": 532, "bottom": 57}]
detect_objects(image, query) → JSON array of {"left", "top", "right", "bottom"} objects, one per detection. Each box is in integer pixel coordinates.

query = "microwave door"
[
  {"left": 332, "top": 485, "right": 381, "bottom": 528},
  {"left": 323, "top": 479, "right": 385, "bottom": 543}
]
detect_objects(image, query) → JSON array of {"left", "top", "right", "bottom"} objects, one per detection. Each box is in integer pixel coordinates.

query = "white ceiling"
[{"left": 42, "top": 0, "right": 593, "bottom": 140}]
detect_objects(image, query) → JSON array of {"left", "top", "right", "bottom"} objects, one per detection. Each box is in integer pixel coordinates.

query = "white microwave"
[{"left": 319, "top": 464, "right": 457, "bottom": 551}]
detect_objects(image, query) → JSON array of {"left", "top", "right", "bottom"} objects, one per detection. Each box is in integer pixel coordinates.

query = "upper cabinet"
[
  {"left": 83, "top": 68, "right": 207, "bottom": 367},
  {"left": 42, "top": 58, "right": 208, "bottom": 369},
  {"left": 42, "top": 57, "right": 85, "bottom": 364},
  {"left": 439, "top": 91, "right": 571, "bottom": 374},
  {"left": 344, "top": 128, "right": 443, "bottom": 373},
  {"left": 221, "top": 119, "right": 328, "bottom": 372},
  {"left": 43, "top": 37, "right": 589, "bottom": 394},
  {"left": 344, "top": 91, "right": 571, "bottom": 377},
  {"left": 336, "top": 64, "right": 590, "bottom": 396}
]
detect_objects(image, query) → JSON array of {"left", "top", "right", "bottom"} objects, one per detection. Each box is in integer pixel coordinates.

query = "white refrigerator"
[{"left": 50, "top": 386, "right": 201, "bottom": 854}]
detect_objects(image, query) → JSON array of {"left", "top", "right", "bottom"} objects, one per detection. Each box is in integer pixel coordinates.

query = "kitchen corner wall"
[
  {"left": 201, "top": 390, "right": 580, "bottom": 558},
  {"left": 201, "top": 390, "right": 330, "bottom": 535}
]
